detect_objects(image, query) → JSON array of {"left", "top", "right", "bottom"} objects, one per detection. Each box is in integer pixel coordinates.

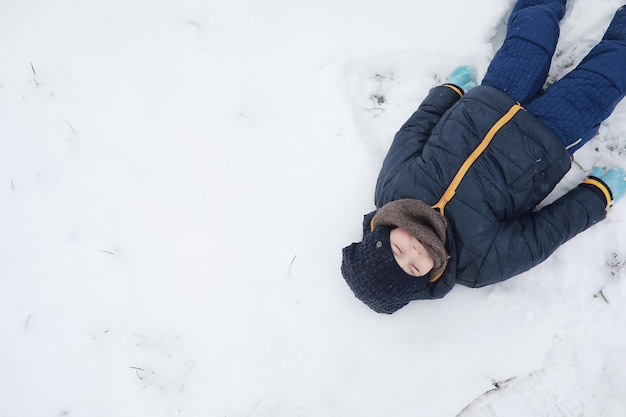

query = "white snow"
[{"left": 1, "top": 0, "right": 626, "bottom": 416}]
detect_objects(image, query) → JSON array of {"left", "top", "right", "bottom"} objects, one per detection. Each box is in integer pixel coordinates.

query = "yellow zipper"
[{"left": 432, "top": 103, "right": 524, "bottom": 216}]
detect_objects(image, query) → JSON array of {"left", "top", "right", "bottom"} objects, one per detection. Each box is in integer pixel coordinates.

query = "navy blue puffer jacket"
[{"left": 367, "top": 84, "right": 608, "bottom": 299}]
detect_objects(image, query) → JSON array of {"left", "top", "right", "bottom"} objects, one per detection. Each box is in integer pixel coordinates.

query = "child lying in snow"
[{"left": 341, "top": 0, "right": 626, "bottom": 314}]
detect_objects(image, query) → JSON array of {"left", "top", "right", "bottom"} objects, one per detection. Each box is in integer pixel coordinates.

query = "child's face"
[{"left": 389, "top": 227, "right": 435, "bottom": 277}]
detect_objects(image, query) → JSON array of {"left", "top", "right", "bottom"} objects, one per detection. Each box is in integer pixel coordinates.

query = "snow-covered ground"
[{"left": 2, "top": 0, "right": 626, "bottom": 416}]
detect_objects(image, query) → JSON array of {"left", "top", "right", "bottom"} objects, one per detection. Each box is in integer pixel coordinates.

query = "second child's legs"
[
  {"left": 482, "top": 0, "right": 566, "bottom": 105},
  {"left": 526, "top": 6, "right": 626, "bottom": 153}
]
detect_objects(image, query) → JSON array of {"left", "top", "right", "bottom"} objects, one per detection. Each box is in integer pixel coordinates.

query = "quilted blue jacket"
[{"left": 366, "top": 84, "right": 608, "bottom": 299}]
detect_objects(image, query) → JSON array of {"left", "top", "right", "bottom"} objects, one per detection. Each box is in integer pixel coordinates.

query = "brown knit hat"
[{"left": 372, "top": 199, "right": 448, "bottom": 281}]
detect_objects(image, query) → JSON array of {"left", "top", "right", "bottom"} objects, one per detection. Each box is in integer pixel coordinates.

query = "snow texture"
[{"left": 1, "top": 0, "right": 626, "bottom": 416}]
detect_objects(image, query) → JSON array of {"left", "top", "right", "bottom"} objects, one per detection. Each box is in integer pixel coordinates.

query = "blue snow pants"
[{"left": 482, "top": 0, "right": 626, "bottom": 153}]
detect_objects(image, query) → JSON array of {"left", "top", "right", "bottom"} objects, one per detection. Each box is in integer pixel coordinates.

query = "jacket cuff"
[
  {"left": 582, "top": 177, "right": 613, "bottom": 210},
  {"left": 442, "top": 83, "right": 464, "bottom": 97}
]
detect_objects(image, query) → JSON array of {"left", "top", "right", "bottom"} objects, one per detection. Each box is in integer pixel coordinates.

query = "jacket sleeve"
[
  {"left": 375, "top": 85, "right": 462, "bottom": 200},
  {"left": 484, "top": 184, "right": 608, "bottom": 285}
]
